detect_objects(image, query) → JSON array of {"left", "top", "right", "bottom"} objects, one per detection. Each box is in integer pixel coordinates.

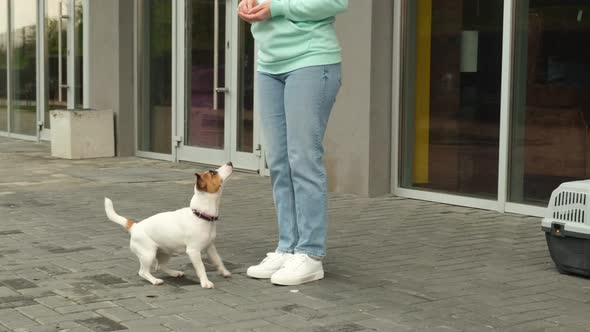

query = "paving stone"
[
  {"left": 121, "top": 315, "right": 185, "bottom": 330},
  {"left": 96, "top": 306, "right": 143, "bottom": 322},
  {"left": 17, "top": 288, "right": 62, "bottom": 300},
  {"left": 264, "top": 314, "right": 317, "bottom": 330},
  {"left": 0, "top": 308, "right": 39, "bottom": 329},
  {"left": 205, "top": 292, "right": 256, "bottom": 308},
  {"left": 280, "top": 304, "right": 320, "bottom": 320},
  {"left": 1, "top": 278, "right": 38, "bottom": 290},
  {"left": 55, "top": 301, "right": 118, "bottom": 314},
  {"left": 112, "top": 297, "right": 155, "bottom": 312},
  {"left": 310, "top": 313, "right": 374, "bottom": 327},
  {"left": 34, "top": 296, "right": 77, "bottom": 309},
  {"left": 0, "top": 230, "right": 23, "bottom": 235},
  {"left": 178, "top": 310, "right": 231, "bottom": 327},
  {"left": 330, "top": 323, "right": 381, "bottom": 332},
  {"left": 161, "top": 276, "right": 198, "bottom": 287},
  {"left": 16, "top": 304, "right": 58, "bottom": 319},
  {"left": 252, "top": 326, "right": 296, "bottom": 332},
  {"left": 2, "top": 136, "right": 590, "bottom": 331},
  {"left": 12, "top": 321, "right": 83, "bottom": 332},
  {"left": 219, "top": 309, "right": 284, "bottom": 322},
  {"left": 497, "top": 309, "right": 561, "bottom": 325},
  {"left": 47, "top": 246, "right": 96, "bottom": 254},
  {"left": 208, "top": 319, "right": 276, "bottom": 331},
  {"left": 75, "top": 317, "right": 128, "bottom": 332},
  {"left": 0, "top": 286, "right": 20, "bottom": 297},
  {"left": 161, "top": 317, "right": 206, "bottom": 331},
  {"left": 88, "top": 274, "right": 128, "bottom": 285},
  {"left": 0, "top": 296, "right": 37, "bottom": 310},
  {"left": 35, "top": 311, "right": 102, "bottom": 325}
]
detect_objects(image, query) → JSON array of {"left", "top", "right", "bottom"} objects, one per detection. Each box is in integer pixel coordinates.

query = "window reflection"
[
  {"left": 0, "top": 0, "right": 7, "bottom": 132},
  {"left": 138, "top": 0, "right": 172, "bottom": 154},
  {"left": 11, "top": 0, "right": 37, "bottom": 136},
  {"left": 401, "top": 0, "right": 505, "bottom": 198},
  {"left": 510, "top": 0, "right": 590, "bottom": 205}
]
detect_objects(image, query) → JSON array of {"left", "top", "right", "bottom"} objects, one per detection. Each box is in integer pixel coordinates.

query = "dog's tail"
[{"left": 104, "top": 197, "right": 136, "bottom": 231}]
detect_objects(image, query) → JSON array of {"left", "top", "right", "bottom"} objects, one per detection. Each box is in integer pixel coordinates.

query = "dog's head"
[{"left": 194, "top": 162, "right": 233, "bottom": 194}]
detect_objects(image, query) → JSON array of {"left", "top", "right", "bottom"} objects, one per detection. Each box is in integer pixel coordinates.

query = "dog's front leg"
[
  {"left": 186, "top": 248, "right": 214, "bottom": 289},
  {"left": 207, "top": 243, "right": 231, "bottom": 278}
]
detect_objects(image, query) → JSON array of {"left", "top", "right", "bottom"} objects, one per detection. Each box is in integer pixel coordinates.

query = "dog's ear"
[{"left": 195, "top": 172, "right": 206, "bottom": 191}]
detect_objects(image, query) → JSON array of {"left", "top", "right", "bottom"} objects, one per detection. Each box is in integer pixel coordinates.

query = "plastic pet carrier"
[{"left": 542, "top": 180, "right": 590, "bottom": 277}]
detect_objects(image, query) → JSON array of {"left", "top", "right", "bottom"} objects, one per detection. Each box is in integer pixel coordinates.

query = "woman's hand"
[
  {"left": 238, "top": 0, "right": 257, "bottom": 14},
  {"left": 238, "top": 0, "right": 271, "bottom": 23}
]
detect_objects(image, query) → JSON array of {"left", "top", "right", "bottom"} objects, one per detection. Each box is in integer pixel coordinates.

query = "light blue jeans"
[{"left": 258, "top": 64, "right": 342, "bottom": 259}]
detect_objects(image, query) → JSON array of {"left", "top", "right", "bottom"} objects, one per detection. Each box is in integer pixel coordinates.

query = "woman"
[{"left": 239, "top": 0, "right": 348, "bottom": 286}]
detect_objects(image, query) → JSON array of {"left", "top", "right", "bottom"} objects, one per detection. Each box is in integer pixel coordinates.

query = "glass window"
[
  {"left": 75, "top": 0, "right": 83, "bottom": 108},
  {"left": 137, "top": 0, "right": 172, "bottom": 154},
  {"left": 0, "top": 0, "right": 7, "bottom": 132},
  {"left": 10, "top": 0, "right": 37, "bottom": 136},
  {"left": 46, "top": 0, "right": 83, "bottom": 128},
  {"left": 186, "top": 0, "right": 226, "bottom": 149},
  {"left": 510, "top": 0, "right": 590, "bottom": 205},
  {"left": 400, "top": 0, "right": 504, "bottom": 198},
  {"left": 237, "top": 19, "right": 254, "bottom": 153},
  {"left": 46, "top": 0, "right": 67, "bottom": 128}
]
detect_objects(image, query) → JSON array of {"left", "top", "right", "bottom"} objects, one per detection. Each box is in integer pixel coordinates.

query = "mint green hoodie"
[{"left": 250, "top": 0, "right": 348, "bottom": 74}]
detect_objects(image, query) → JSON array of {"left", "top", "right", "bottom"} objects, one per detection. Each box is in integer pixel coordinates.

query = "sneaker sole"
[{"left": 270, "top": 270, "right": 324, "bottom": 286}]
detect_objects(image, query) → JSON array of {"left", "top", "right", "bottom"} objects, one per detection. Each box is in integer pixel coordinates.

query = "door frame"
[{"left": 174, "top": 0, "right": 262, "bottom": 172}]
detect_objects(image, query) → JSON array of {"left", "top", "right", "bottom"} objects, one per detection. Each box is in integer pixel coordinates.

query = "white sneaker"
[
  {"left": 246, "top": 252, "right": 293, "bottom": 279},
  {"left": 270, "top": 254, "right": 324, "bottom": 286}
]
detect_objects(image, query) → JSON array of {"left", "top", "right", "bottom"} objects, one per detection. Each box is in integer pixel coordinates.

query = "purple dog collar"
[{"left": 192, "top": 209, "right": 219, "bottom": 222}]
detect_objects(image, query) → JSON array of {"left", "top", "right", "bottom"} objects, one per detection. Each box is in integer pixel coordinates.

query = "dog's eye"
[{"left": 209, "top": 170, "right": 218, "bottom": 175}]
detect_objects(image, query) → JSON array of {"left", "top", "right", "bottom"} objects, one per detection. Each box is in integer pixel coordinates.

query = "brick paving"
[{"left": 0, "top": 136, "right": 589, "bottom": 331}]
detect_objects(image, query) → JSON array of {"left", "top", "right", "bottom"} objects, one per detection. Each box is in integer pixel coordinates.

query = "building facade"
[{"left": 1, "top": 0, "right": 589, "bottom": 217}]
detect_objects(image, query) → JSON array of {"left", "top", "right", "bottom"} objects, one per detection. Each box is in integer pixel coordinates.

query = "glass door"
[
  {"left": 176, "top": 0, "right": 261, "bottom": 171},
  {"left": 10, "top": 0, "right": 38, "bottom": 137},
  {"left": 42, "top": 0, "right": 83, "bottom": 139},
  {"left": 393, "top": 0, "right": 589, "bottom": 216},
  {"left": 45, "top": 0, "right": 67, "bottom": 133},
  {"left": 0, "top": 0, "right": 7, "bottom": 132},
  {"left": 137, "top": 0, "right": 173, "bottom": 156},
  {"left": 509, "top": 0, "right": 590, "bottom": 206},
  {"left": 398, "top": 0, "right": 505, "bottom": 200}
]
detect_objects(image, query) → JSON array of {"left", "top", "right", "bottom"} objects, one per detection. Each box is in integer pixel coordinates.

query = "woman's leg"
[
  {"left": 257, "top": 72, "right": 299, "bottom": 253},
  {"left": 283, "top": 64, "right": 342, "bottom": 259}
]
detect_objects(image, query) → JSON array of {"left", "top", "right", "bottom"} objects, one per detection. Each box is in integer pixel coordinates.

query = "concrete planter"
[{"left": 49, "top": 109, "right": 115, "bottom": 159}]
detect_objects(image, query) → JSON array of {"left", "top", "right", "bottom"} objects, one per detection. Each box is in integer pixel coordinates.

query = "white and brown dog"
[{"left": 104, "top": 162, "right": 233, "bottom": 288}]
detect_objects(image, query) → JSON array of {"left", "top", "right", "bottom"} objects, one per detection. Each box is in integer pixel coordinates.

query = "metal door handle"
[{"left": 215, "top": 87, "right": 228, "bottom": 93}]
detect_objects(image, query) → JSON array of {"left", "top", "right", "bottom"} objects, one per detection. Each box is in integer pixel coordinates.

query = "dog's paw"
[
  {"left": 219, "top": 269, "right": 232, "bottom": 278},
  {"left": 200, "top": 280, "right": 214, "bottom": 289},
  {"left": 165, "top": 270, "right": 184, "bottom": 278},
  {"left": 151, "top": 278, "right": 164, "bottom": 285}
]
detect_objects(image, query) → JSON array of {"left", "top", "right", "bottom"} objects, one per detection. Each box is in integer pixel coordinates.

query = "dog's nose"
[{"left": 227, "top": 162, "right": 233, "bottom": 167}]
